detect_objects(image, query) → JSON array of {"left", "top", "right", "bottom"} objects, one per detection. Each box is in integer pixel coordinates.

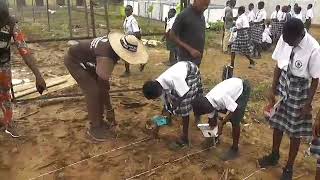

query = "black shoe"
[
  {"left": 221, "top": 147, "right": 239, "bottom": 161},
  {"left": 86, "top": 127, "right": 114, "bottom": 142},
  {"left": 258, "top": 152, "right": 280, "bottom": 168},
  {"left": 281, "top": 167, "right": 293, "bottom": 180}
]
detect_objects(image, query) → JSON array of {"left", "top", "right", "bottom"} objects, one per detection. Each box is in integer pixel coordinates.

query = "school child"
[
  {"left": 222, "top": 0, "right": 235, "bottom": 54},
  {"left": 122, "top": 5, "right": 145, "bottom": 77},
  {"left": 192, "top": 77, "right": 251, "bottom": 161},
  {"left": 164, "top": 9, "right": 177, "bottom": 66},
  {"left": 262, "top": 21, "right": 272, "bottom": 51},
  {"left": 230, "top": 6, "right": 255, "bottom": 69},
  {"left": 305, "top": 4, "right": 313, "bottom": 31},
  {"left": 251, "top": 1, "right": 267, "bottom": 59},
  {"left": 246, "top": 3, "right": 255, "bottom": 24},
  {"left": 270, "top": 5, "right": 281, "bottom": 41},
  {"left": 142, "top": 61, "right": 203, "bottom": 148},
  {"left": 292, "top": 6, "right": 302, "bottom": 21},
  {"left": 310, "top": 109, "right": 320, "bottom": 180},
  {"left": 258, "top": 18, "right": 320, "bottom": 180}
]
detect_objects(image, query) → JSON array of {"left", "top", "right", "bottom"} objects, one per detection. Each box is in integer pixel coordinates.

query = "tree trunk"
[
  {"left": 17, "top": 0, "right": 26, "bottom": 9},
  {"left": 76, "top": 0, "right": 84, "bottom": 6},
  {"left": 56, "top": 0, "right": 65, "bottom": 6},
  {"left": 35, "top": 0, "right": 44, "bottom": 6}
]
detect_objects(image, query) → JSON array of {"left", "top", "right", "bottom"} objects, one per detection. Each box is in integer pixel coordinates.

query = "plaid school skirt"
[
  {"left": 276, "top": 21, "right": 284, "bottom": 39},
  {"left": 164, "top": 61, "right": 203, "bottom": 117},
  {"left": 311, "top": 138, "right": 320, "bottom": 161},
  {"left": 231, "top": 28, "right": 251, "bottom": 55},
  {"left": 271, "top": 20, "right": 279, "bottom": 37},
  {"left": 251, "top": 23, "right": 264, "bottom": 44},
  {"left": 269, "top": 70, "right": 312, "bottom": 138}
]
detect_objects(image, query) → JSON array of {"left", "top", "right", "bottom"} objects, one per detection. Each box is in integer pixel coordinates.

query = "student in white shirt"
[
  {"left": 251, "top": 1, "right": 267, "bottom": 59},
  {"left": 143, "top": 61, "right": 203, "bottom": 148},
  {"left": 247, "top": 3, "right": 255, "bottom": 24},
  {"left": 122, "top": 5, "right": 144, "bottom": 77},
  {"left": 258, "top": 18, "right": 320, "bottom": 180},
  {"left": 164, "top": 9, "right": 177, "bottom": 66},
  {"left": 192, "top": 78, "right": 251, "bottom": 161},
  {"left": 262, "top": 21, "right": 272, "bottom": 50},
  {"left": 292, "top": 6, "right": 303, "bottom": 21},
  {"left": 305, "top": 4, "right": 313, "bottom": 31},
  {"left": 270, "top": 5, "right": 280, "bottom": 41},
  {"left": 230, "top": 6, "right": 255, "bottom": 69}
]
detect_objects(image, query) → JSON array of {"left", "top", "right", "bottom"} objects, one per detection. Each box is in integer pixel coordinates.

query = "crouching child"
[
  {"left": 142, "top": 61, "right": 203, "bottom": 148},
  {"left": 192, "top": 77, "right": 251, "bottom": 161}
]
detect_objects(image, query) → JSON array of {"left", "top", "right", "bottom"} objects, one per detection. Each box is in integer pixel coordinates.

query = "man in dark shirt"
[
  {"left": 169, "top": 0, "right": 210, "bottom": 66},
  {"left": 64, "top": 33, "right": 148, "bottom": 141}
]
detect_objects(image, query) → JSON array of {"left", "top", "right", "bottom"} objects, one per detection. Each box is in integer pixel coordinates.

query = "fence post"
[
  {"left": 83, "top": 0, "right": 90, "bottom": 37},
  {"left": 90, "top": 0, "right": 96, "bottom": 37},
  {"left": 104, "top": 0, "right": 110, "bottom": 33},
  {"left": 32, "top": 0, "right": 35, "bottom": 22},
  {"left": 46, "top": 0, "right": 50, "bottom": 31},
  {"left": 67, "top": 0, "right": 73, "bottom": 38}
]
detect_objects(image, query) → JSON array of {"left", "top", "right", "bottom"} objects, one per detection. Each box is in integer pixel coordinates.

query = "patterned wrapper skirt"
[
  {"left": 231, "top": 28, "right": 251, "bottom": 55},
  {"left": 251, "top": 23, "right": 264, "bottom": 44},
  {"left": 163, "top": 61, "right": 203, "bottom": 117},
  {"left": 269, "top": 70, "right": 312, "bottom": 138},
  {"left": 271, "top": 20, "right": 279, "bottom": 37}
]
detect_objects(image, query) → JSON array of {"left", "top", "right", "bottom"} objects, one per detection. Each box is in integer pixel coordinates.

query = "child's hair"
[
  {"left": 143, "top": 81, "right": 163, "bottom": 99},
  {"left": 249, "top": 3, "right": 254, "bottom": 8},
  {"left": 169, "top": 8, "right": 176, "bottom": 14},
  {"left": 238, "top": 6, "right": 245, "bottom": 14},
  {"left": 283, "top": 18, "right": 304, "bottom": 41},
  {"left": 258, "top": 1, "right": 265, "bottom": 8},
  {"left": 308, "top": 4, "right": 313, "bottom": 9},
  {"left": 276, "top": 5, "right": 280, "bottom": 10},
  {"left": 192, "top": 96, "right": 215, "bottom": 116}
]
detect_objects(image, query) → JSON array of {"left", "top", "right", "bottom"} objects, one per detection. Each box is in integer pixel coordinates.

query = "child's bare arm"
[{"left": 313, "top": 109, "right": 320, "bottom": 137}]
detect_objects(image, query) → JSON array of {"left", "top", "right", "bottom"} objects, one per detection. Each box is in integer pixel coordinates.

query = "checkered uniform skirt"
[
  {"left": 164, "top": 61, "right": 203, "bottom": 117},
  {"left": 311, "top": 138, "right": 320, "bottom": 163},
  {"left": 277, "top": 21, "right": 284, "bottom": 39},
  {"left": 231, "top": 28, "right": 251, "bottom": 55},
  {"left": 251, "top": 23, "right": 264, "bottom": 44},
  {"left": 271, "top": 20, "right": 279, "bottom": 37},
  {"left": 268, "top": 70, "right": 312, "bottom": 138}
]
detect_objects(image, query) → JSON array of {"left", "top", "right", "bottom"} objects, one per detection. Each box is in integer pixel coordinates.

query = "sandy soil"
[{"left": 0, "top": 28, "right": 319, "bottom": 180}]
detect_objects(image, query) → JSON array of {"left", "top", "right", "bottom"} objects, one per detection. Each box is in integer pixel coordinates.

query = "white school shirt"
[
  {"left": 262, "top": 26, "right": 272, "bottom": 44},
  {"left": 123, "top": 15, "right": 140, "bottom": 35},
  {"left": 247, "top": 10, "right": 255, "bottom": 22},
  {"left": 277, "top": 11, "right": 286, "bottom": 21},
  {"left": 156, "top": 61, "right": 190, "bottom": 97},
  {"left": 236, "top": 14, "right": 250, "bottom": 29},
  {"left": 272, "top": 33, "right": 320, "bottom": 79},
  {"left": 293, "top": 13, "right": 303, "bottom": 21},
  {"left": 306, "top": 9, "right": 314, "bottom": 19},
  {"left": 166, "top": 16, "right": 176, "bottom": 33},
  {"left": 270, "top": 11, "right": 278, "bottom": 19},
  {"left": 254, "top": 9, "right": 267, "bottom": 23},
  {"left": 205, "top": 78, "right": 244, "bottom": 116}
]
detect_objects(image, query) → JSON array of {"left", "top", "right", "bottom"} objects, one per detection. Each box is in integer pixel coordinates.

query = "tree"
[
  {"left": 35, "top": 0, "right": 44, "bottom": 6},
  {"left": 17, "top": 0, "right": 26, "bottom": 9},
  {"left": 76, "top": 0, "right": 84, "bottom": 6},
  {"left": 56, "top": 0, "right": 65, "bottom": 6}
]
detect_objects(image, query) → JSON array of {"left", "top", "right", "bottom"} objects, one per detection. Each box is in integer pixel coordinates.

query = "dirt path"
[{"left": 1, "top": 28, "right": 320, "bottom": 180}]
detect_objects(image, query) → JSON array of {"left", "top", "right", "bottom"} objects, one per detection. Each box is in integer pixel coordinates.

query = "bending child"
[{"left": 192, "top": 77, "right": 251, "bottom": 161}]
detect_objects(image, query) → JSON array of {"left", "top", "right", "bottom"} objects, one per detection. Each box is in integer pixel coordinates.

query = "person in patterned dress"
[
  {"left": 230, "top": 6, "right": 255, "bottom": 69},
  {"left": 258, "top": 18, "right": 320, "bottom": 180},
  {"left": 0, "top": 1, "right": 47, "bottom": 138},
  {"left": 311, "top": 109, "right": 320, "bottom": 180},
  {"left": 251, "top": 1, "right": 267, "bottom": 59},
  {"left": 142, "top": 61, "right": 203, "bottom": 148}
]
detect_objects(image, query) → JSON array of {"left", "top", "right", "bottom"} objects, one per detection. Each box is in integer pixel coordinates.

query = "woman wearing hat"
[{"left": 64, "top": 32, "right": 148, "bottom": 141}]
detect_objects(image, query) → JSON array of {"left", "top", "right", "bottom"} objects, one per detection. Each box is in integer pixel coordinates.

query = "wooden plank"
[
  {"left": 20, "top": 77, "right": 76, "bottom": 100},
  {"left": 15, "top": 75, "right": 72, "bottom": 99}
]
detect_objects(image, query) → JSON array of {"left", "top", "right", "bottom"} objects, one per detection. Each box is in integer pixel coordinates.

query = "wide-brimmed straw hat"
[{"left": 109, "top": 32, "right": 148, "bottom": 64}]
